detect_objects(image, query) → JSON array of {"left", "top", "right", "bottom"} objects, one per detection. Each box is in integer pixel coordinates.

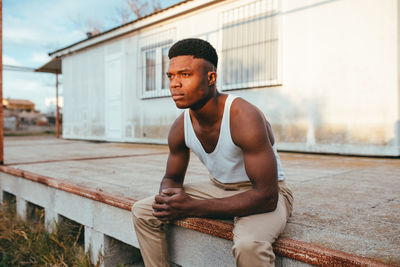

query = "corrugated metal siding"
[{"left": 62, "top": 47, "right": 105, "bottom": 139}]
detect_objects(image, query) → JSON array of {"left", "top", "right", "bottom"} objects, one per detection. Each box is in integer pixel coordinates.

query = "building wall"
[
  {"left": 63, "top": 45, "right": 106, "bottom": 139},
  {"left": 276, "top": 0, "right": 399, "bottom": 155},
  {"left": 62, "top": 0, "right": 400, "bottom": 156}
]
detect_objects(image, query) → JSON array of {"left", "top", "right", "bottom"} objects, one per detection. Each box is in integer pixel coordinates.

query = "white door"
[{"left": 105, "top": 54, "right": 123, "bottom": 141}]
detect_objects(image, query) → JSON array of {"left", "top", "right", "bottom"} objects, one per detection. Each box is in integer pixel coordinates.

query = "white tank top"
[{"left": 184, "top": 94, "right": 285, "bottom": 183}]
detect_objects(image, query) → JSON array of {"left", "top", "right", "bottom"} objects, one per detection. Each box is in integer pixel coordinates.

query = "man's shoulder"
[
  {"left": 230, "top": 96, "right": 270, "bottom": 147},
  {"left": 172, "top": 111, "right": 185, "bottom": 128},
  {"left": 230, "top": 96, "right": 264, "bottom": 122},
  {"left": 168, "top": 112, "right": 187, "bottom": 150},
  {"left": 169, "top": 112, "right": 185, "bottom": 137}
]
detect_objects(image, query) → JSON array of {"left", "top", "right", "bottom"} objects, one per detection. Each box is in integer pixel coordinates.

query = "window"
[
  {"left": 141, "top": 44, "right": 172, "bottom": 98},
  {"left": 145, "top": 50, "right": 156, "bottom": 92},
  {"left": 140, "top": 29, "right": 175, "bottom": 98},
  {"left": 161, "top": 47, "right": 169, "bottom": 89},
  {"left": 221, "top": 0, "right": 280, "bottom": 90}
]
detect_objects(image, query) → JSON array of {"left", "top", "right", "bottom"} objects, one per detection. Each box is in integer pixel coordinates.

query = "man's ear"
[{"left": 208, "top": 71, "right": 217, "bottom": 86}]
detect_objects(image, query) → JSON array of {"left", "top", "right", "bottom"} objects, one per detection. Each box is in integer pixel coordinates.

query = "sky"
[{"left": 3, "top": 0, "right": 181, "bottom": 113}]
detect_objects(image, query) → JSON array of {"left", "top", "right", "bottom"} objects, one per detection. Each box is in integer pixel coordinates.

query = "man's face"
[{"left": 167, "top": 55, "right": 214, "bottom": 109}]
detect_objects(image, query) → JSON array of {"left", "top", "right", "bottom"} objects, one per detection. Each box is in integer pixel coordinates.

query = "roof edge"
[{"left": 35, "top": 57, "right": 61, "bottom": 74}]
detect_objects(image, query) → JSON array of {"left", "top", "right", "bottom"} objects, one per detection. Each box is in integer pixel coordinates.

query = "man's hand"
[{"left": 152, "top": 188, "right": 196, "bottom": 222}]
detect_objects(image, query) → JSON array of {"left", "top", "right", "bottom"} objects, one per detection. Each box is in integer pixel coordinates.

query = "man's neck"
[{"left": 190, "top": 92, "right": 225, "bottom": 128}]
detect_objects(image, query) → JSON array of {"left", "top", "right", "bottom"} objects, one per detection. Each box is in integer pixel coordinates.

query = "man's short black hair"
[{"left": 168, "top": 38, "right": 218, "bottom": 68}]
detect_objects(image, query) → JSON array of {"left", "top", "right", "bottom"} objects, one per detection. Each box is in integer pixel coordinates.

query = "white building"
[{"left": 48, "top": 0, "right": 400, "bottom": 156}]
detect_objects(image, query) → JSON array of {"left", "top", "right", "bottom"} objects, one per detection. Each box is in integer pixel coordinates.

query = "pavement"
[{"left": 2, "top": 135, "right": 400, "bottom": 265}]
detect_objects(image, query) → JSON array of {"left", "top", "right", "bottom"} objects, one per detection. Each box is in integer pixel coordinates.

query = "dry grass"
[{"left": 0, "top": 202, "right": 101, "bottom": 266}]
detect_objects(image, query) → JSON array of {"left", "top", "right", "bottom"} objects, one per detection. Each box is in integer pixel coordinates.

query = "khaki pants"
[{"left": 131, "top": 179, "right": 293, "bottom": 267}]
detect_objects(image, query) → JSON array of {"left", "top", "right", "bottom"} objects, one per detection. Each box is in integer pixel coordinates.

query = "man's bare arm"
[
  {"left": 153, "top": 99, "right": 279, "bottom": 221},
  {"left": 158, "top": 113, "right": 190, "bottom": 193}
]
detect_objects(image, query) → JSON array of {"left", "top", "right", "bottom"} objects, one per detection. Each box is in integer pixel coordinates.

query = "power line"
[{"left": 3, "top": 64, "right": 36, "bottom": 72}]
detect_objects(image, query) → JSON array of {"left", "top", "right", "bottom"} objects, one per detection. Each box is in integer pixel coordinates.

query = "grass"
[{"left": 0, "top": 201, "right": 101, "bottom": 267}]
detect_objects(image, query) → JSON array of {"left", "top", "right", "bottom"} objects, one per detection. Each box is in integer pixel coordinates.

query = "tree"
[
  {"left": 72, "top": 0, "right": 164, "bottom": 37},
  {"left": 113, "top": 0, "right": 163, "bottom": 26},
  {"left": 126, "top": 0, "right": 149, "bottom": 19},
  {"left": 151, "top": 0, "right": 162, "bottom": 12},
  {"left": 115, "top": 5, "right": 132, "bottom": 25},
  {"left": 70, "top": 14, "right": 104, "bottom": 38}
]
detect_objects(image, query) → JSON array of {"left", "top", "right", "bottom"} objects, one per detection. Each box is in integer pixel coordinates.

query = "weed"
[{"left": 0, "top": 203, "right": 101, "bottom": 266}]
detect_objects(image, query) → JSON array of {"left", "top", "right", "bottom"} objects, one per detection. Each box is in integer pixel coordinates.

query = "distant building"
[
  {"left": 4, "top": 117, "right": 17, "bottom": 131},
  {"left": 3, "top": 98, "right": 49, "bottom": 127},
  {"left": 3, "top": 99, "right": 35, "bottom": 112},
  {"left": 47, "top": 0, "right": 400, "bottom": 156}
]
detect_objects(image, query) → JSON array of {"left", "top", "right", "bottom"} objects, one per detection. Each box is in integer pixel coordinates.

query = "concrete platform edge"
[{"left": 0, "top": 166, "right": 395, "bottom": 267}]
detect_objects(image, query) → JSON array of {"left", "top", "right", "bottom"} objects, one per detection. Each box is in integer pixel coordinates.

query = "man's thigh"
[
  {"left": 233, "top": 193, "right": 289, "bottom": 244},
  {"left": 183, "top": 180, "right": 247, "bottom": 200},
  {"left": 133, "top": 181, "right": 241, "bottom": 218}
]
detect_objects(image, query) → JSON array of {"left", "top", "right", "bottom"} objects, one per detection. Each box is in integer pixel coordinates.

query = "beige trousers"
[{"left": 131, "top": 179, "right": 293, "bottom": 267}]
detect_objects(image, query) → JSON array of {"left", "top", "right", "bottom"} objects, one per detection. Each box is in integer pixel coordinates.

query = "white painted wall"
[
  {"left": 61, "top": 0, "right": 400, "bottom": 156},
  {"left": 277, "top": 0, "right": 399, "bottom": 155},
  {"left": 62, "top": 45, "right": 106, "bottom": 140}
]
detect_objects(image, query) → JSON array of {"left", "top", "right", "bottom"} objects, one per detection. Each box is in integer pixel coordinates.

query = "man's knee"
[
  {"left": 131, "top": 201, "right": 142, "bottom": 218},
  {"left": 131, "top": 197, "right": 164, "bottom": 229},
  {"left": 131, "top": 197, "right": 154, "bottom": 220}
]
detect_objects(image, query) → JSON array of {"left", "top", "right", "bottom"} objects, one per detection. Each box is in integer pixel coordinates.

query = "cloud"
[
  {"left": 32, "top": 52, "right": 51, "bottom": 64},
  {"left": 3, "top": 71, "right": 57, "bottom": 112},
  {"left": 45, "top": 97, "right": 64, "bottom": 108},
  {"left": 3, "top": 0, "right": 123, "bottom": 47},
  {"left": 4, "top": 73, "right": 53, "bottom": 94},
  {"left": 3, "top": 15, "right": 43, "bottom": 45},
  {"left": 3, "top": 11, "right": 81, "bottom": 48},
  {"left": 3, "top": 55, "right": 21, "bottom": 66},
  {"left": 4, "top": 27, "right": 39, "bottom": 44}
]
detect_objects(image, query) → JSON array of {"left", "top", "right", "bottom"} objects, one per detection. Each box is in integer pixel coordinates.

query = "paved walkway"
[{"left": 2, "top": 136, "right": 399, "bottom": 265}]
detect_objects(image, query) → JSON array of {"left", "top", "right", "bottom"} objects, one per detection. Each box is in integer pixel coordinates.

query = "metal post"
[
  {"left": 56, "top": 73, "right": 60, "bottom": 138},
  {"left": 0, "top": 0, "right": 4, "bottom": 165}
]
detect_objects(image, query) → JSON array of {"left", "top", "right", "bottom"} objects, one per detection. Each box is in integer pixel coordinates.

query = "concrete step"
[{"left": 0, "top": 165, "right": 395, "bottom": 267}]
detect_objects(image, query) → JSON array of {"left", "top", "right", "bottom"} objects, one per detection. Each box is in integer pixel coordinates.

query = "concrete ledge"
[
  {"left": 174, "top": 219, "right": 394, "bottom": 267},
  {"left": 4, "top": 152, "right": 167, "bottom": 166},
  {"left": 0, "top": 165, "right": 134, "bottom": 210},
  {"left": 272, "top": 238, "right": 394, "bottom": 267},
  {"left": 0, "top": 165, "right": 395, "bottom": 267}
]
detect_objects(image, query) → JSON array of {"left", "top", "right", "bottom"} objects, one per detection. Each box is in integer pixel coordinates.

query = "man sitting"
[{"left": 132, "top": 38, "right": 293, "bottom": 267}]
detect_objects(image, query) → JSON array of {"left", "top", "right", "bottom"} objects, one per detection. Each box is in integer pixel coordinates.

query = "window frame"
[
  {"left": 218, "top": 0, "right": 282, "bottom": 91},
  {"left": 141, "top": 41, "right": 173, "bottom": 99}
]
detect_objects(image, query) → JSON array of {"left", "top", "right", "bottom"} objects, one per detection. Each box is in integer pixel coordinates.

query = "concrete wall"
[{"left": 61, "top": 0, "right": 400, "bottom": 156}]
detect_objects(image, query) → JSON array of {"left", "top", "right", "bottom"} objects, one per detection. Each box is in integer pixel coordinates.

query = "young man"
[{"left": 132, "top": 38, "right": 293, "bottom": 267}]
